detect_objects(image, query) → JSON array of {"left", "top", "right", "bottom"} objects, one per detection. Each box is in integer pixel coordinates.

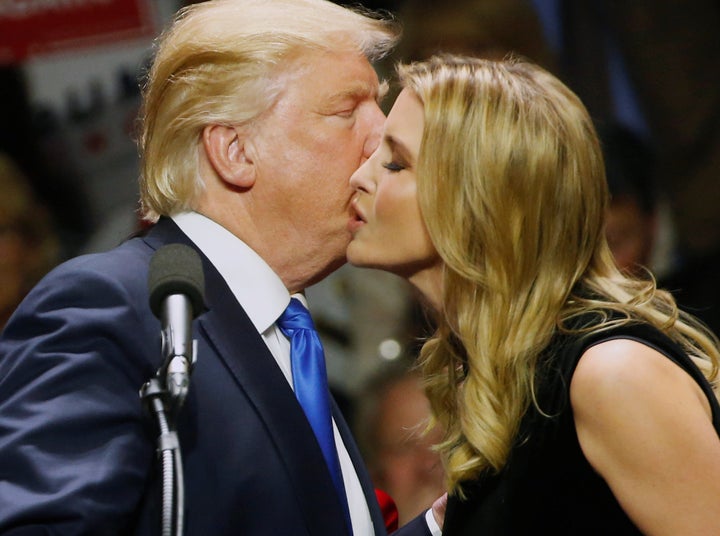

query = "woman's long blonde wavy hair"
[{"left": 399, "top": 55, "right": 720, "bottom": 495}]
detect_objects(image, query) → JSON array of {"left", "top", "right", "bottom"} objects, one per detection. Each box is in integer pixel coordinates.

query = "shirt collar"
[{"left": 171, "top": 211, "right": 290, "bottom": 333}]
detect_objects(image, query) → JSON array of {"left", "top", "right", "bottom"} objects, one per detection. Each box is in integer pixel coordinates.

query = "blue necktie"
[{"left": 277, "top": 298, "right": 353, "bottom": 533}]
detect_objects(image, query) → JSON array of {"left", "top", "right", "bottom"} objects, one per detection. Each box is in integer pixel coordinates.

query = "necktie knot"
[{"left": 277, "top": 297, "right": 316, "bottom": 336}]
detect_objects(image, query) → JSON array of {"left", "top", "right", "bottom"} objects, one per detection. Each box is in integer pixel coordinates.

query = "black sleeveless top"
[{"left": 443, "top": 318, "right": 720, "bottom": 535}]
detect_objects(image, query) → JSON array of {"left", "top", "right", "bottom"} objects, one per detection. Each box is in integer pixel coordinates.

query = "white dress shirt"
[{"left": 171, "top": 211, "right": 375, "bottom": 535}]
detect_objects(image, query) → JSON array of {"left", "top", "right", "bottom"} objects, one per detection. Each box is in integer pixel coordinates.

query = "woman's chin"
[
  {"left": 347, "top": 244, "right": 385, "bottom": 271},
  {"left": 346, "top": 247, "right": 370, "bottom": 268}
]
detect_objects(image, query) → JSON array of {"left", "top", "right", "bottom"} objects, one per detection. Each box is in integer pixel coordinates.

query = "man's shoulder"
[
  {"left": 52, "top": 237, "right": 153, "bottom": 283},
  {"left": 12, "top": 237, "right": 156, "bottom": 325},
  {"left": 392, "top": 514, "right": 434, "bottom": 536}
]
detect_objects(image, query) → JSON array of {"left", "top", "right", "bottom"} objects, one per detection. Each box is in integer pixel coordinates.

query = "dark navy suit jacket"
[{"left": 0, "top": 218, "right": 430, "bottom": 536}]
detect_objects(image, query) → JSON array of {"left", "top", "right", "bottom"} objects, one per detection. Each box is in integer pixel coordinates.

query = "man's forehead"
[{"left": 271, "top": 49, "right": 382, "bottom": 109}]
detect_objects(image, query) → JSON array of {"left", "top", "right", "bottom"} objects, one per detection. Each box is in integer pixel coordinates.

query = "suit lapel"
[
  {"left": 144, "top": 218, "right": 350, "bottom": 535},
  {"left": 333, "top": 400, "right": 386, "bottom": 535}
]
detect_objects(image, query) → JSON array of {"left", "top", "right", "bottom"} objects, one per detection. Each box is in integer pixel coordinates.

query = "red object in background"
[
  {"left": 375, "top": 488, "right": 399, "bottom": 532},
  {"left": 0, "top": 0, "right": 155, "bottom": 65}
]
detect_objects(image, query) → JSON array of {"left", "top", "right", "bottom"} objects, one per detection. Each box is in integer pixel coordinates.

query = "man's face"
[{"left": 245, "top": 50, "right": 385, "bottom": 288}]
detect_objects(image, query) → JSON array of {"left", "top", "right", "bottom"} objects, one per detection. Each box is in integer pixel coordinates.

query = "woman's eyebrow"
[{"left": 385, "top": 134, "right": 415, "bottom": 165}]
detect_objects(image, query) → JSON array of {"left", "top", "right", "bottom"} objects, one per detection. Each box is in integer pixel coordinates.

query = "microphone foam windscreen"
[{"left": 148, "top": 243, "right": 206, "bottom": 318}]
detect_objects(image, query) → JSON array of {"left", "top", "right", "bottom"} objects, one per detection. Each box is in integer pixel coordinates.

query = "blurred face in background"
[
  {"left": 0, "top": 155, "right": 59, "bottom": 329},
  {"left": 605, "top": 195, "right": 656, "bottom": 274},
  {"left": 0, "top": 221, "right": 27, "bottom": 322},
  {"left": 369, "top": 374, "right": 445, "bottom": 526}
]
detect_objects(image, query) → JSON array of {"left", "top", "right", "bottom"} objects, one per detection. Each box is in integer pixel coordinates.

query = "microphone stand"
[{"left": 141, "top": 295, "right": 198, "bottom": 536}]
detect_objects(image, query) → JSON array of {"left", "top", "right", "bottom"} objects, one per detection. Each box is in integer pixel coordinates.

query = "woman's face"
[{"left": 347, "top": 88, "right": 441, "bottom": 301}]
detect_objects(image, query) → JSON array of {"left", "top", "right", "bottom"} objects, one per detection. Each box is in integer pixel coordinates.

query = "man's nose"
[{"left": 362, "top": 104, "right": 385, "bottom": 160}]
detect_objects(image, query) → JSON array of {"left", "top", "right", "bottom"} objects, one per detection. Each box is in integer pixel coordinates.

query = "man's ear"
[{"left": 202, "top": 124, "right": 255, "bottom": 188}]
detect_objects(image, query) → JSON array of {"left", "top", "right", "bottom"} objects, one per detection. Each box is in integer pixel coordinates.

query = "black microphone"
[
  {"left": 148, "top": 243, "right": 205, "bottom": 409},
  {"left": 145, "top": 243, "right": 204, "bottom": 536}
]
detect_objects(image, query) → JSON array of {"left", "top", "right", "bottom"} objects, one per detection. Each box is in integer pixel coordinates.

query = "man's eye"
[{"left": 382, "top": 161, "right": 405, "bottom": 172}]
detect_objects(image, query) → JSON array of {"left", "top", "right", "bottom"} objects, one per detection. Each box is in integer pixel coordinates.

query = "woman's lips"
[{"left": 348, "top": 200, "right": 366, "bottom": 233}]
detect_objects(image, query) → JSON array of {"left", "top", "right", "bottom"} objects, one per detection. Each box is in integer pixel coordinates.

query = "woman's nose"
[{"left": 349, "top": 158, "right": 374, "bottom": 193}]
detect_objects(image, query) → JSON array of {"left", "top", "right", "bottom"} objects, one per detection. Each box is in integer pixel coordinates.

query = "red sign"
[{"left": 0, "top": 0, "right": 156, "bottom": 64}]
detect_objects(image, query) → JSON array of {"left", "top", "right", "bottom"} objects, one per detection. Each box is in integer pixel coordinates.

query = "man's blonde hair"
[{"left": 139, "top": 0, "right": 399, "bottom": 221}]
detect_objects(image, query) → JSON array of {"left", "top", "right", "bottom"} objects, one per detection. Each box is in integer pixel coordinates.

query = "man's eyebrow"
[{"left": 327, "top": 80, "right": 387, "bottom": 106}]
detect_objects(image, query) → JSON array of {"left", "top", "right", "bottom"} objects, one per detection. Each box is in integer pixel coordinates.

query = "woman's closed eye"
[{"left": 382, "top": 161, "right": 406, "bottom": 172}]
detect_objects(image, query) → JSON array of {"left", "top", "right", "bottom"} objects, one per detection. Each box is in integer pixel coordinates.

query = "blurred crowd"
[{"left": 2, "top": 0, "right": 720, "bottom": 525}]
